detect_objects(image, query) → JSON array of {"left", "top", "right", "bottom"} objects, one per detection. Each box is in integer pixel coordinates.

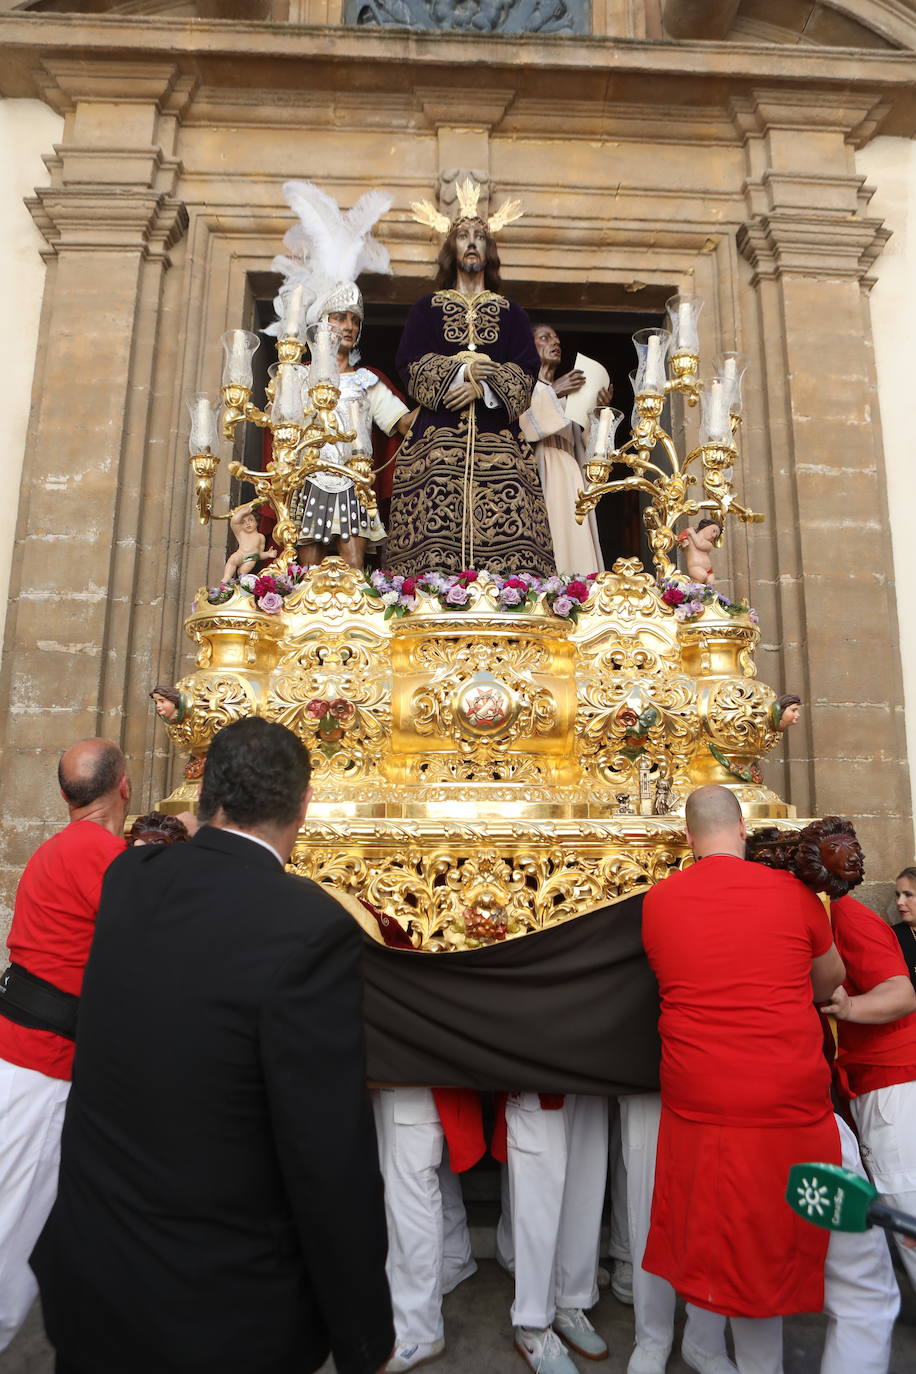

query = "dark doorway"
[{"left": 248, "top": 289, "right": 666, "bottom": 568}]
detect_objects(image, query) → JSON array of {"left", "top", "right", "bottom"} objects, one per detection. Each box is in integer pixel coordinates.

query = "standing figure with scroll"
[{"left": 387, "top": 181, "right": 555, "bottom": 577}]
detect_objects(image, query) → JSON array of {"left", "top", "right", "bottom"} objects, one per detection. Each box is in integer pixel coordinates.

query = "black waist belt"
[{"left": 0, "top": 963, "right": 78, "bottom": 1040}]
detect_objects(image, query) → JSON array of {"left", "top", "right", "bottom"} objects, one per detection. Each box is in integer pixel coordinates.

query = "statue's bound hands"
[
  {"left": 443, "top": 382, "right": 479, "bottom": 410},
  {"left": 467, "top": 357, "right": 499, "bottom": 381},
  {"left": 553, "top": 369, "right": 586, "bottom": 398}
]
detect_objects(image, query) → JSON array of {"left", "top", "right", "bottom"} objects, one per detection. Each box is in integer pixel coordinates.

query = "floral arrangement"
[
  {"left": 659, "top": 577, "right": 758, "bottom": 624},
  {"left": 207, "top": 565, "right": 307, "bottom": 612},
  {"left": 365, "top": 569, "right": 596, "bottom": 621}
]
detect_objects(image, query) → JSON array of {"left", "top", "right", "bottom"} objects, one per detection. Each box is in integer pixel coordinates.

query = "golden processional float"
[{"left": 159, "top": 295, "right": 792, "bottom": 951}]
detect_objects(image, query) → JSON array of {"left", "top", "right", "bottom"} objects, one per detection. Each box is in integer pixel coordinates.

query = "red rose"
[
  {"left": 401, "top": 577, "right": 418, "bottom": 597},
  {"left": 253, "top": 575, "right": 277, "bottom": 599},
  {"left": 458, "top": 569, "right": 478, "bottom": 585},
  {"left": 586, "top": 572, "right": 598, "bottom": 581},
  {"left": 662, "top": 587, "right": 685, "bottom": 607},
  {"left": 505, "top": 576, "right": 528, "bottom": 590},
  {"left": 566, "top": 579, "right": 589, "bottom": 603},
  {"left": 329, "top": 698, "right": 355, "bottom": 722},
  {"left": 306, "top": 698, "right": 329, "bottom": 718}
]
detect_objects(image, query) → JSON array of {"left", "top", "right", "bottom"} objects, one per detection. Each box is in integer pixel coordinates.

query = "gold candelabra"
[
  {"left": 575, "top": 298, "right": 763, "bottom": 579},
  {"left": 187, "top": 319, "right": 378, "bottom": 568}
]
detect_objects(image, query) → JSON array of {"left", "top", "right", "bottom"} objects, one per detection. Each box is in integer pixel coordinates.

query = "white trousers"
[
  {"left": 620, "top": 1094, "right": 899, "bottom": 1374},
  {"left": 821, "top": 1113, "right": 899, "bottom": 1374},
  {"left": 608, "top": 1098, "right": 630, "bottom": 1263},
  {"left": 851, "top": 1079, "right": 916, "bottom": 1292},
  {"left": 371, "top": 1087, "right": 473, "bottom": 1347},
  {"left": 0, "top": 1057, "right": 70, "bottom": 1353},
  {"left": 618, "top": 1093, "right": 730, "bottom": 1364},
  {"left": 506, "top": 1091, "right": 608, "bottom": 1329}
]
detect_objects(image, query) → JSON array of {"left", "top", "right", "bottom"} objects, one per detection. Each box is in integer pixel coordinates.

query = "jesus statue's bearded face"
[{"left": 454, "top": 220, "right": 488, "bottom": 276}]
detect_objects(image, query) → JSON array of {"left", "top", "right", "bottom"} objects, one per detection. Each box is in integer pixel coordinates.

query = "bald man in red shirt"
[
  {"left": 641, "top": 786, "right": 845, "bottom": 1374},
  {"left": 0, "top": 739, "right": 129, "bottom": 1350}
]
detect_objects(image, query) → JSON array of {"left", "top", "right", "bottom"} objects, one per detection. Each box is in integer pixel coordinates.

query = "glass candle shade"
[
  {"left": 698, "top": 378, "right": 733, "bottom": 446},
  {"left": 220, "top": 330, "right": 260, "bottom": 388},
  {"left": 586, "top": 406, "right": 625, "bottom": 461},
  {"left": 186, "top": 394, "right": 220, "bottom": 455},
  {"left": 271, "top": 363, "right": 309, "bottom": 426},
  {"left": 281, "top": 283, "right": 307, "bottom": 343},
  {"left": 665, "top": 293, "right": 703, "bottom": 354},
  {"left": 632, "top": 327, "right": 671, "bottom": 396},
  {"left": 714, "top": 352, "right": 747, "bottom": 418},
  {"left": 306, "top": 320, "right": 340, "bottom": 386}
]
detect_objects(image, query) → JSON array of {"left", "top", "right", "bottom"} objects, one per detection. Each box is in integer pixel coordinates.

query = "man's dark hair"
[
  {"left": 58, "top": 741, "right": 124, "bottom": 809},
  {"left": 434, "top": 219, "right": 502, "bottom": 292},
  {"left": 198, "top": 718, "right": 311, "bottom": 829}
]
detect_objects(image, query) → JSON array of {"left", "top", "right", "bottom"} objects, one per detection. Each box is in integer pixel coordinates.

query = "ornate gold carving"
[{"left": 159, "top": 556, "right": 795, "bottom": 948}]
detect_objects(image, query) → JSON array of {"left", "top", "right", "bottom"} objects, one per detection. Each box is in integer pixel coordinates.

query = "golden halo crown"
[{"left": 410, "top": 177, "right": 524, "bottom": 238}]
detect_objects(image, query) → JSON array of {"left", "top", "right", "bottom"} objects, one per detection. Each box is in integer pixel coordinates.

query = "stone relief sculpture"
[{"left": 344, "top": 0, "right": 588, "bottom": 34}]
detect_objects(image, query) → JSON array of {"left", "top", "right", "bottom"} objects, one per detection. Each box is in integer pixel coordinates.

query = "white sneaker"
[
  {"left": 553, "top": 1306, "right": 608, "bottom": 1360},
  {"left": 514, "top": 1325, "right": 580, "bottom": 1374},
  {"left": 611, "top": 1258, "right": 634, "bottom": 1305},
  {"left": 681, "top": 1341, "right": 738, "bottom": 1374},
  {"left": 386, "top": 1338, "right": 445, "bottom": 1371},
  {"left": 626, "top": 1345, "right": 670, "bottom": 1374}
]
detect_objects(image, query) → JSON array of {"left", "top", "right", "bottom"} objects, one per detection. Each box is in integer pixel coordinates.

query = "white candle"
[
  {"left": 722, "top": 357, "right": 737, "bottom": 381},
  {"left": 194, "top": 396, "right": 212, "bottom": 450},
  {"left": 645, "top": 334, "right": 666, "bottom": 392},
  {"left": 311, "top": 320, "right": 339, "bottom": 383},
  {"left": 283, "top": 284, "right": 304, "bottom": 339},
  {"left": 594, "top": 407, "right": 611, "bottom": 457},
  {"left": 708, "top": 379, "right": 728, "bottom": 437}
]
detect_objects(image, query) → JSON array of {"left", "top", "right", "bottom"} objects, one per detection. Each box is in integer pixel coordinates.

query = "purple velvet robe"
[{"left": 385, "top": 290, "right": 556, "bottom": 576}]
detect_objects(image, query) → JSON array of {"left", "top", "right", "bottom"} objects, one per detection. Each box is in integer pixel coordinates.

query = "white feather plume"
[{"left": 265, "top": 180, "right": 393, "bottom": 336}]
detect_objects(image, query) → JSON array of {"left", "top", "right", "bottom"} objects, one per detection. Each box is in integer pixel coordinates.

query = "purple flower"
[
  {"left": 257, "top": 591, "right": 283, "bottom": 614},
  {"left": 370, "top": 570, "right": 387, "bottom": 589},
  {"left": 749, "top": 609, "right": 759, "bottom": 624},
  {"left": 445, "top": 584, "right": 470, "bottom": 606},
  {"left": 518, "top": 572, "right": 540, "bottom": 590},
  {"left": 552, "top": 595, "right": 574, "bottom": 617},
  {"left": 499, "top": 586, "right": 523, "bottom": 606},
  {"left": 543, "top": 576, "right": 565, "bottom": 595},
  {"left": 273, "top": 575, "right": 294, "bottom": 594}
]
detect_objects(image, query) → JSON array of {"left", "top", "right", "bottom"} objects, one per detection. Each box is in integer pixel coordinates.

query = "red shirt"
[
  {"left": 0, "top": 819, "right": 125, "bottom": 1080},
  {"left": 831, "top": 894, "right": 916, "bottom": 1097},
  {"left": 642, "top": 856, "right": 834, "bottom": 1126}
]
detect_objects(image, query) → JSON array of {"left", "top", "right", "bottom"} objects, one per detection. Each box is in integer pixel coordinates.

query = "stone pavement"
[{"left": 4, "top": 1258, "right": 916, "bottom": 1374}]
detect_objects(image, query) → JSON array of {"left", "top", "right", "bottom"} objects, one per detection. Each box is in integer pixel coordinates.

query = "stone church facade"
[{"left": 0, "top": 0, "right": 915, "bottom": 920}]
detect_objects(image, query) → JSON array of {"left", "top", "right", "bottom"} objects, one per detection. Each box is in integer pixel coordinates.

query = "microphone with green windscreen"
[{"left": 787, "top": 1163, "right": 916, "bottom": 1242}]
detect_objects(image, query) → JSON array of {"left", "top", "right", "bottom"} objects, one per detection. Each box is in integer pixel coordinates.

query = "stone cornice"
[
  {"left": 26, "top": 186, "right": 189, "bottom": 263},
  {"left": 736, "top": 211, "right": 892, "bottom": 285},
  {"left": 1, "top": 13, "right": 916, "bottom": 137}
]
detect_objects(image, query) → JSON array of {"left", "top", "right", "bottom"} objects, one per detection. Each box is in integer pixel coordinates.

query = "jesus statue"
[{"left": 384, "top": 181, "right": 556, "bottom": 577}]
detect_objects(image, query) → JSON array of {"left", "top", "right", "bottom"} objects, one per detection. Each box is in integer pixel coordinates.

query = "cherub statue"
[
  {"left": 771, "top": 693, "right": 801, "bottom": 731},
  {"left": 677, "top": 518, "right": 721, "bottom": 586},
  {"left": 221, "top": 502, "right": 277, "bottom": 584},
  {"left": 149, "top": 685, "right": 188, "bottom": 725}
]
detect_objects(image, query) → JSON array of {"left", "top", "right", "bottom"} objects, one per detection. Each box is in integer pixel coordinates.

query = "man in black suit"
[{"left": 32, "top": 717, "right": 394, "bottom": 1374}]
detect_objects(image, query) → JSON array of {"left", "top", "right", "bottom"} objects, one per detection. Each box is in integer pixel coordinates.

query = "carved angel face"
[{"left": 152, "top": 692, "right": 178, "bottom": 721}]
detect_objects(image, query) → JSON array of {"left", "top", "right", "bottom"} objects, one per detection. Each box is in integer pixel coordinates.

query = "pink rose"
[
  {"left": 306, "top": 698, "right": 330, "bottom": 718},
  {"left": 257, "top": 591, "right": 283, "bottom": 614}
]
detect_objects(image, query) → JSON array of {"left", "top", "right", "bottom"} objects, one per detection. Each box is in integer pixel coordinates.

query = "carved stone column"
[
  {"left": 734, "top": 89, "right": 910, "bottom": 891},
  {"left": 0, "top": 60, "right": 191, "bottom": 911}
]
